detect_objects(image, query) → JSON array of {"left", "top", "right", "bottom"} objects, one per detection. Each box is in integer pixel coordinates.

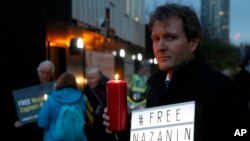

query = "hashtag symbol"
[{"left": 138, "top": 115, "right": 143, "bottom": 126}]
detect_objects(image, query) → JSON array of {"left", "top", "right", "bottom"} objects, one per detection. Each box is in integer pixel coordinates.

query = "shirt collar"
[{"left": 165, "top": 73, "right": 171, "bottom": 82}]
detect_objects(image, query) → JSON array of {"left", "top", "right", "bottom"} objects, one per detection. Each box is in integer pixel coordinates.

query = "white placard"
[{"left": 130, "top": 101, "right": 195, "bottom": 141}]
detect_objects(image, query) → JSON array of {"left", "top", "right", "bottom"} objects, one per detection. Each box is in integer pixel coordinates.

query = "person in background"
[
  {"left": 83, "top": 68, "right": 112, "bottom": 141},
  {"left": 37, "top": 72, "right": 87, "bottom": 141},
  {"left": 127, "top": 64, "right": 148, "bottom": 111},
  {"left": 103, "top": 3, "right": 248, "bottom": 141},
  {"left": 14, "top": 60, "right": 55, "bottom": 141},
  {"left": 234, "top": 46, "right": 250, "bottom": 120},
  {"left": 27, "top": 60, "right": 55, "bottom": 86}
]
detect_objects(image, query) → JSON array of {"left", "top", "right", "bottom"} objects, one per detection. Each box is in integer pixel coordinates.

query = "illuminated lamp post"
[
  {"left": 134, "top": 53, "right": 143, "bottom": 72},
  {"left": 69, "top": 37, "right": 85, "bottom": 88}
]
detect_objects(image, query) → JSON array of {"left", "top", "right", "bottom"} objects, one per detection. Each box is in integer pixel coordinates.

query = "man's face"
[
  {"left": 87, "top": 73, "right": 101, "bottom": 88},
  {"left": 151, "top": 15, "right": 197, "bottom": 73},
  {"left": 38, "top": 65, "right": 53, "bottom": 83}
]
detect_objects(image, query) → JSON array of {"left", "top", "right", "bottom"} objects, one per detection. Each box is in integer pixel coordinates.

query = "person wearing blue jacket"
[{"left": 37, "top": 72, "right": 87, "bottom": 141}]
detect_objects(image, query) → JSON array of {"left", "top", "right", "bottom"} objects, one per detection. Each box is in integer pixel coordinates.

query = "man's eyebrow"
[
  {"left": 151, "top": 31, "right": 177, "bottom": 38},
  {"left": 164, "top": 29, "right": 177, "bottom": 34}
]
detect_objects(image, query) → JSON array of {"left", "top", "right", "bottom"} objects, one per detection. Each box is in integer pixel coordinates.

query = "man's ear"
[{"left": 190, "top": 38, "right": 200, "bottom": 52}]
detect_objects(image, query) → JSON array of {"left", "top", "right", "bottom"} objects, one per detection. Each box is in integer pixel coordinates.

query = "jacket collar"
[{"left": 148, "top": 51, "right": 208, "bottom": 87}]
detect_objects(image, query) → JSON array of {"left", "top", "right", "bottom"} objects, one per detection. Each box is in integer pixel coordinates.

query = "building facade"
[
  {"left": 72, "top": 0, "right": 145, "bottom": 48},
  {"left": 201, "top": 0, "right": 230, "bottom": 42},
  {"left": 1, "top": 0, "right": 147, "bottom": 139}
]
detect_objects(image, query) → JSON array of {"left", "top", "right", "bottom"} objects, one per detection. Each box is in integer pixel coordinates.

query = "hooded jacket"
[{"left": 37, "top": 87, "right": 86, "bottom": 141}]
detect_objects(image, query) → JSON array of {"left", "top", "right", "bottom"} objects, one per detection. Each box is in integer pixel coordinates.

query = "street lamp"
[
  {"left": 69, "top": 37, "right": 86, "bottom": 88},
  {"left": 119, "top": 49, "right": 126, "bottom": 58},
  {"left": 69, "top": 38, "right": 84, "bottom": 55},
  {"left": 137, "top": 53, "right": 142, "bottom": 61},
  {"left": 76, "top": 38, "right": 84, "bottom": 49}
]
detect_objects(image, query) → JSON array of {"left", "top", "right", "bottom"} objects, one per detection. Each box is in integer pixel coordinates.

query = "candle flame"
[
  {"left": 114, "top": 74, "right": 119, "bottom": 80},
  {"left": 44, "top": 94, "right": 48, "bottom": 101}
]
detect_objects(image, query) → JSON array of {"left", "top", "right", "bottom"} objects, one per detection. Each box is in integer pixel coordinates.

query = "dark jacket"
[
  {"left": 84, "top": 75, "right": 113, "bottom": 141},
  {"left": 84, "top": 75, "right": 109, "bottom": 118},
  {"left": 146, "top": 52, "right": 244, "bottom": 141},
  {"left": 234, "top": 68, "right": 250, "bottom": 104},
  {"left": 14, "top": 77, "right": 47, "bottom": 141}
]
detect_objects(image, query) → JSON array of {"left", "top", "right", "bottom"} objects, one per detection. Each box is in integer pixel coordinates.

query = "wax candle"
[{"left": 106, "top": 80, "right": 128, "bottom": 131}]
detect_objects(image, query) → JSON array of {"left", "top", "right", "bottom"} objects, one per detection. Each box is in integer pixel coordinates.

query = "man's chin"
[{"left": 159, "top": 66, "right": 171, "bottom": 72}]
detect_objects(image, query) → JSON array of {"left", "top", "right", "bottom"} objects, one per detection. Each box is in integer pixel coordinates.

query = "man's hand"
[
  {"left": 102, "top": 107, "right": 113, "bottom": 134},
  {"left": 14, "top": 121, "right": 23, "bottom": 128}
]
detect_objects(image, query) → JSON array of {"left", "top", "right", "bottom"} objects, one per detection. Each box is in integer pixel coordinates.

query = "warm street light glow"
[
  {"left": 149, "top": 59, "right": 154, "bottom": 64},
  {"left": 137, "top": 53, "right": 142, "bottom": 61},
  {"left": 76, "top": 38, "right": 84, "bottom": 48},
  {"left": 76, "top": 76, "right": 84, "bottom": 90},
  {"left": 112, "top": 51, "right": 117, "bottom": 56},
  {"left": 132, "top": 55, "right": 136, "bottom": 60},
  {"left": 119, "top": 49, "right": 126, "bottom": 57}
]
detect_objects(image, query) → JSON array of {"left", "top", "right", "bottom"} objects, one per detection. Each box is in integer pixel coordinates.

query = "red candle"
[{"left": 106, "top": 80, "right": 128, "bottom": 131}]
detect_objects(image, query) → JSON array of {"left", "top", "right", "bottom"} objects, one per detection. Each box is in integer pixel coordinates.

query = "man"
[
  {"left": 36, "top": 60, "right": 55, "bottom": 84},
  {"left": 14, "top": 60, "right": 55, "bottom": 141},
  {"left": 84, "top": 68, "right": 112, "bottom": 141},
  {"left": 103, "top": 3, "right": 247, "bottom": 141}
]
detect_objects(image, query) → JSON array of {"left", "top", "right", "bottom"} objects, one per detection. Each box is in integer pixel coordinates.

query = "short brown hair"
[
  {"left": 149, "top": 3, "right": 201, "bottom": 48},
  {"left": 55, "top": 72, "right": 78, "bottom": 90}
]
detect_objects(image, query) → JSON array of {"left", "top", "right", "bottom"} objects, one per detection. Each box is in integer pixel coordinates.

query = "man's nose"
[{"left": 158, "top": 38, "right": 167, "bottom": 50}]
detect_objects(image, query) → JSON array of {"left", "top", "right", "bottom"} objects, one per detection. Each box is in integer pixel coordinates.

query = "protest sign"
[
  {"left": 12, "top": 81, "right": 54, "bottom": 124},
  {"left": 130, "top": 101, "right": 195, "bottom": 141}
]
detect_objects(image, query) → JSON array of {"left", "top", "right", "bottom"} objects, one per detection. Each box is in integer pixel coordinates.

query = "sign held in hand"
[
  {"left": 12, "top": 81, "right": 54, "bottom": 124},
  {"left": 130, "top": 101, "right": 195, "bottom": 141}
]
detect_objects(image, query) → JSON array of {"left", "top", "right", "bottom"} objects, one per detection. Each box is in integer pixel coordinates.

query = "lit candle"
[
  {"left": 43, "top": 93, "right": 48, "bottom": 101},
  {"left": 106, "top": 80, "right": 128, "bottom": 131}
]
